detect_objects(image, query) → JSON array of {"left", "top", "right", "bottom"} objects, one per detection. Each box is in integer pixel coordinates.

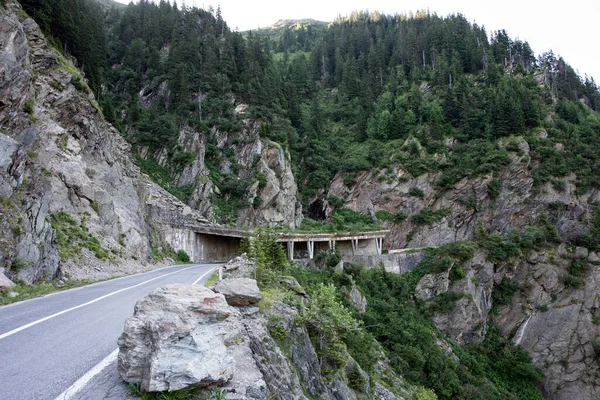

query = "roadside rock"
[
  {"left": 117, "top": 284, "right": 241, "bottom": 392},
  {"left": 213, "top": 278, "right": 261, "bottom": 306},
  {"left": 223, "top": 254, "right": 256, "bottom": 279},
  {"left": 0, "top": 271, "right": 15, "bottom": 291}
]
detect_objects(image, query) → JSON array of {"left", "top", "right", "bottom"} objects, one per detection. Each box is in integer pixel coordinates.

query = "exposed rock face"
[
  {"left": 415, "top": 246, "right": 600, "bottom": 400},
  {"left": 494, "top": 249, "right": 600, "bottom": 400},
  {"left": 0, "top": 2, "right": 205, "bottom": 282},
  {"left": 117, "top": 284, "right": 240, "bottom": 392},
  {"left": 327, "top": 139, "right": 598, "bottom": 250},
  {"left": 212, "top": 278, "right": 261, "bottom": 306},
  {"left": 343, "top": 284, "right": 367, "bottom": 313},
  {"left": 142, "top": 117, "right": 302, "bottom": 229},
  {"left": 215, "top": 124, "right": 302, "bottom": 228}
]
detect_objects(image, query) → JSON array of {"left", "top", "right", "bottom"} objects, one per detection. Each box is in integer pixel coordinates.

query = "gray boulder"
[
  {"left": 213, "top": 278, "right": 261, "bottom": 306},
  {"left": 117, "top": 284, "right": 240, "bottom": 392},
  {"left": 0, "top": 271, "right": 15, "bottom": 292}
]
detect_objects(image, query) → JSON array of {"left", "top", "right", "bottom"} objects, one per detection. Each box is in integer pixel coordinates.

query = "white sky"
[{"left": 114, "top": 0, "right": 600, "bottom": 82}]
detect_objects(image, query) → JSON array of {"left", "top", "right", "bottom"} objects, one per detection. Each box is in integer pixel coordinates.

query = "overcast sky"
[{"left": 114, "top": 0, "right": 599, "bottom": 82}]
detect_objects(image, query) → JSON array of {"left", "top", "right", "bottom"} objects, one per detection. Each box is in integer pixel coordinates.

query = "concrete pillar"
[
  {"left": 287, "top": 241, "right": 294, "bottom": 260},
  {"left": 307, "top": 240, "right": 314, "bottom": 259},
  {"left": 351, "top": 239, "right": 358, "bottom": 255},
  {"left": 375, "top": 238, "right": 383, "bottom": 255},
  {"left": 218, "top": 266, "right": 223, "bottom": 281}
]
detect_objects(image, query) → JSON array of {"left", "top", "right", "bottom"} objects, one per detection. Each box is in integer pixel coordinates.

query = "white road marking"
[
  {"left": 53, "top": 349, "right": 119, "bottom": 400},
  {"left": 192, "top": 266, "right": 217, "bottom": 285},
  {"left": 0, "top": 263, "right": 197, "bottom": 310},
  {"left": 0, "top": 264, "right": 203, "bottom": 340},
  {"left": 52, "top": 265, "right": 216, "bottom": 400}
]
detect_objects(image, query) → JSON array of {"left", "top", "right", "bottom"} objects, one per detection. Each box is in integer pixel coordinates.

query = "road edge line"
[
  {"left": 54, "top": 348, "right": 119, "bottom": 400},
  {"left": 192, "top": 266, "right": 218, "bottom": 285},
  {"left": 0, "top": 264, "right": 201, "bottom": 340}
]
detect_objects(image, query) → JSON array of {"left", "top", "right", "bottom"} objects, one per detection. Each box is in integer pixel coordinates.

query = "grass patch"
[
  {"left": 0, "top": 279, "right": 93, "bottom": 306},
  {"left": 49, "top": 211, "right": 111, "bottom": 260},
  {"left": 205, "top": 269, "right": 220, "bottom": 287},
  {"left": 412, "top": 208, "right": 452, "bottom": 225}
]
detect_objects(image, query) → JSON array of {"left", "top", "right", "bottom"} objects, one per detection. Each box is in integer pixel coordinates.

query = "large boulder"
[
  {"left": 213, "top": 278, "right": 261, "bottom": 306},
  {"left": 117, "top": 284, "right": 241, "bottom": 392},
  {"left": 0, "top": 271, "right": 15, "bottom": 292}
]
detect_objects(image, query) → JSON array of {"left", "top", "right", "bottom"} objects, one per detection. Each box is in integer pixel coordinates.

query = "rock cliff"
[
  {"left": 411, "top": 244, "right": 600, "bottom": 400},
  {"left": 323, "top": 134, "right": 600, "bottom": 399},
  {"left": 140, "top": 117, "right": 302, "bottom": 229},
  {"left": 0, "top": 1, "right": 204, "bottom": 283},
  {"left": 326, "top": 137, "right": 598, "bottom": 250}
]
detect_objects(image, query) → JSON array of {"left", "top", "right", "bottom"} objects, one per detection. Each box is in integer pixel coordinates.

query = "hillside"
[{"left": 1, "top": 0, "right": 600, "bottom": 399}]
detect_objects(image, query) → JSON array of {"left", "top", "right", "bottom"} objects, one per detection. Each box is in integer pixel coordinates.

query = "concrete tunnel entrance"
[{"left": 194, "top": 233, "right": 242, "bottom": 263}]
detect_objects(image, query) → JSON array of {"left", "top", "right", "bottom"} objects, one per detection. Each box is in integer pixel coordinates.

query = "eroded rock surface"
[
  {"left": 117, "top": 284, "right": 240, "bottom": 392},
  {"left": 213, "top": 278, "right": 261, "bottom": 306}
]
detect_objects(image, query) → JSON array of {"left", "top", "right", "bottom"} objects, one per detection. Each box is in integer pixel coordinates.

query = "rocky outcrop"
[
  {"left": 326, "top": 137, "right": 598, "bottom": 250},
  {"left": 141, "top": 113, "right": 302, "bottom": 230},
  {"left": 0, "top": 270, "right": 15, "bottom": 291},
  {"left": 414, "top": 245, "right": 600, "bottom": 400},
  {"left": 118, "top": 284, "right": 240, "bottom": 392},
  {"left": 117, "top": 259, "right": 411, "bottom": 399},
  {"left": 0, "top": 2, "right": 208, "bottom": 283},
  {"left": 213, "top": 278, "right": 261, "bottom": 306}
]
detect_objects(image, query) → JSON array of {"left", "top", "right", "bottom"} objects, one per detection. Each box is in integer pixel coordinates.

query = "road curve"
[{"left": 0, "top": 263, "right": 218, "bottom": 400}]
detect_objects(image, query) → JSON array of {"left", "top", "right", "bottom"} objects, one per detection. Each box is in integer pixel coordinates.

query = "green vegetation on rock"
[{"left": 48, "top": 212, "right": 111, "bottom": 260}]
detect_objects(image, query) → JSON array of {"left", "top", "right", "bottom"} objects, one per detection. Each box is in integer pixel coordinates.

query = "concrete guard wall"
[
  {"left": 344, "top": 251, "right": 430, "bottom": 274},
  {"left": 162, "top": 226, "right": 241, "bottom": 262}
]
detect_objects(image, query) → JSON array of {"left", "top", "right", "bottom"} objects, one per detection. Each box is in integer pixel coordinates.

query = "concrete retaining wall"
[
  {"left": 344, "top": 251, "right": 429, "bottom": 274},
  {"left": 162, "top": 226, "right": 242, "bottom": 262}
]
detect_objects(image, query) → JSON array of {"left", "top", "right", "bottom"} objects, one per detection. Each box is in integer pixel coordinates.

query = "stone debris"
[
  {"left": 212, "top": 278, "right": 261, "bottom": 307},
  {"left": 117, "top": 284, "right": 240, "bottom": 392},
  {"left": 0, "top": 271, "right": 16, "bottom": 292}
]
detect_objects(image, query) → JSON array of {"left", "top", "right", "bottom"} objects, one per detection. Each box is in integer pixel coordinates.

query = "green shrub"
[
  {"left": 438, "top": 241, "right": 478, "bottom": 261},
  {"left": 564, "top": 257, "right": 588, "bottom": 288},
  {"left": 414, "top": 386, "right": 438, "bottom": 400},
  {"left": 409, "top": 187, "right": 425, "bottom": 199},
  {"left": 10, "top": 257, "right": 29, "bottom": 272},
  {"left": 449, "top": 265, "right": 465, "bottom": 282},
  {"left": 342, "top": 172, "right": 357, "bottom": 187},
  {"left": 175, "top": 250, "right": 190, "bottom": 263},
  {"left": 23, "top": 99, "right": 35, "bottom": 115},
  {"left": 347, "top": 363, "right": 368, "bottom": 392},
  {"left": 328, "top": 195, "right": 345, "bottom": 209},
  {"left": 256, "top": 173, "right": 268, "bottom": 189},
  {"left": 412, "top": 208, "right": 452, "bottom": 224},
  {"left": 300, "top": 283, "right": 361, "bottom": 377},
  {"left": 249, "top": 229, "right": 288, "bottom": 287},
  {"left": 376, "top": 209, "right": 408, "bottom": 222},
  {"left": 49, "top": 212, "right": 111, "bottom": 260},
  {"left": 487, "top": 178, "right": 502, "bottom": 199},
  {"left": 492, "top": 278, "right": 518, "bottom": 307}
]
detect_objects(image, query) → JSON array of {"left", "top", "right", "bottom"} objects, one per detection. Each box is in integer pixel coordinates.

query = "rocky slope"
[
  {"left": 118, "top": 256, "right": 415, "bottom": 399},
  {"left": 322, "top": 132, "right": 600, "bottom": 399},
  {"left": 0, "top": 1, "right": 204, "bottom": 284},
  {"left": 137, "top": 107, "right": 302, "bottom": 230},
  {"left": 326, "top": 136, "right": 598, "bottom": 250},
  {"left": 411, "top": 244, "right": 600, "bottom": 399}
]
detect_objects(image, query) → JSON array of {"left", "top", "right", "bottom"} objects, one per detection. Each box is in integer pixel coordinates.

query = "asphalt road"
[{"left": 0, "top": 263, "right": 218, "bottom": 400}]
